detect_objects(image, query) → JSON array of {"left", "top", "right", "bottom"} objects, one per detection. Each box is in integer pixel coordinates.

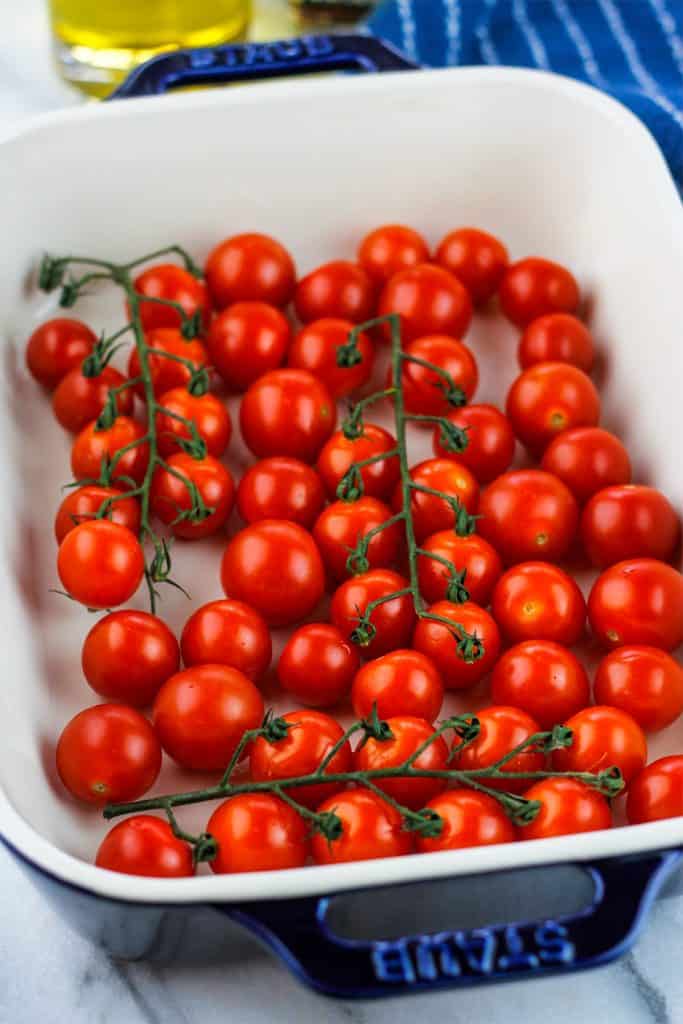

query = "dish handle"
[{"left": 220, "top": 850, "right": 681, "bottom": 998}]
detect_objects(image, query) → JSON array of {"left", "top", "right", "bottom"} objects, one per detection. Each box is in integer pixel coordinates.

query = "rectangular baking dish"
[{"left": 0, "top": 35, "right": 682, "bottom": 997}]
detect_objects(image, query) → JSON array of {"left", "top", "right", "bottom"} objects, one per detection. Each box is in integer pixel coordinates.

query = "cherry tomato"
[
  {"left": 518, "top": 313, "right": 595, "bottom": 371},
  {"left": 206, "top": 302, "right": 291, "bottom": 392},
  {"left": 417, "top": 790, "right": 516, "bottom": 853},
  {"left": 400, "top": 335, "right": 478, "bottom": 416},
  {"left": 207, "top": 794, "right": 308, "bottom": 873},
  {"left": 237, "top": 456, "right": 325, "bottom": 529},
  {"left": 71, "top": 416, "right": 149, "bottom": 487},
  {"left": 378, "top": 263, "right": 473, "bottom": 343},
  {"left": 491, "top": 640, "right": 590, "bottom": 729},
  {"left": 541, "top": 427, "right": 631, "bottom": 504},
  {"left": 96, "top": 816, "right": 194, "bottom": 877},
  {"left": 593, "top": 646, "right": 683, "bottom": 732},
  {"left": 240, "top": 369, "right": 336, "bottom": 463},
  {"left": 587, "top": 558, "right": 683, "bottom": 651},
  {"left": 311, "top": 789, "right": 413, "bottom": 865},
  {"left": 499, "top": 258, "right": 580, "bottom": 327},
  {"left": 626, "top": 756, "right": 683, "bottom": 824},
  {"left": 581, "top": 485, "right": 680, "bottom": 569},
  {"left": 150, "top": 452, "right": 235, "bottom": 540},
  {"left": 180, "top": 599, "right": 271, "bottom": 681},
  {"left": 478, "top": 470, "right": 579, "bottom": 565},
  {"left": 153, "top": 664, "right": 264, "bottom": 772},
  {"left": 57, "top": 520, "right": 144, "bottom": 609},
  {"left": 433, "top": 403, "right": 515, "bottom": 483},
  {"left": 435, "top": 227, "right": 508, "bottom": 304},
  {"left": 132, "top": 263, "right": 210, "bottom": 332},
  {"left": 394, "top": 458, "right": 480, "bottom": 543},
  {"left": 519, "top": 778, "right": 612, "bottom": 839},
  {"left": 205, "top": 233, "right": 296, "bottom": 309},
  {"left": 351, "top": 649, "right": 444, "bottom": 722},
  {"left": 52, "top": 365, "right": 134, "bottom": 435},
  {"left": 358, "top": 224, "right": 430, "bottom": 284},
  {"left": 249, "top": 709, "right": 352, "bottom": 808},
  {"left": 277, "top": 623, "right": 360, "bottom": 707},
  {"left": 553, "top": 705, "right": 647, "bottom": 785},
  {"left": 26, "top": 318, "right": 96, "bottom": 389},
  {"left": 56, "top": 704, "right": 161, "bottom": 805},
  {"left": 330, "top": 569, "right": 416, "bottom": 659},
  {"left": 417, "top": 530, "right": 503, "bottom": 606},
  {"left": 506, "top": 362, "right": 600, "bottom": 456},
  {"left": 413, "top": 600, "right": 501, "bottom": 690},
  {"left": 155, "top": 388, "right": 231, "bottom": 458},
  {"left": 54, "top": 484, "right": 140, "bottom": 544},
  {"left": 491, "top": 562, "right": 586, "bottom": 646},
  {"left": 354, "top": 716, "right": 448, "bottom": 809},
  {"left": 454, "top": 706, "right": 545, "bottom": 794},
  {"left": 128, "top": 328, "right": 208, "bottom": 399},
  {"left": 288, "top": 318, "right": 374, "bottom": 398},
  {"left": 294, "top": 260, "right": 376, "bottom": 324},
  {"left": 221, "top": 520, "right": 325, "bottom": 627},
  {"left": 313, "top": 497, "right": 401, "bottom": 581},
  {"left": 82, "top": 610, "right": 180, "bottom": 707},
  {"left": 317, "top": 424, "right": 400, "bottom": 502}
]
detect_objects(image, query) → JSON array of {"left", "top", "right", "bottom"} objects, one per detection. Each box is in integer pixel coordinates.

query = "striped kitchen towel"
[{"left": 367, "top": 0, "right": 683, "bottom": 187}]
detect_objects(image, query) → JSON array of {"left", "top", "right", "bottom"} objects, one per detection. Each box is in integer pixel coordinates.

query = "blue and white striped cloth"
[{"left": 367, "top": 0, "right": 683, "bottom": 188}]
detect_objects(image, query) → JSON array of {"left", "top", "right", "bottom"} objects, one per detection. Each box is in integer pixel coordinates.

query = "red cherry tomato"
[
  {"left": 417, "top": 530, "right": 503, "bottom": 606},
  {"left": 311, "top": 789, "right": 413, "bottom": 865},
  {"left": 587, "top": 559, "right": 683, "bottom": 651},
  {"left": 153, "top": 664, "right": 264, "bottom": 772},
  {"left": 205, "top": 233, "right": 296, "bottom": 309},
  {"left": 294, "top": 260, "right": 376, "bottom": 324},
  {"left": 288, "top": 318, "right": 374, "bottom": 398},
  {"left": 351, "top": 649, "right": 444, "bottom": 722},
  {"left": 435, "top": 227, "right": 508, "bottom": 304},
  {"left": 454, "top": 706, "right": 545, "bottom": 794},
  {"left": 150, "top": 452, "right": 234, "bottom": 540},
  {"left": 394, "top": 458, "right": 480, "bottom": 543},
  {"left": 54, "top": 484, "right": 141, "bottom": 544},
  {"left": 56, "top": 704, "right": 161, "bottom": 805},
  {"left": 207, "top": 794, "right": 308, "bottom": 873},
  {"left": 250, "top": 709, "right": 352, "bottom": 809},
  {"left": 52, "top": 365, "right": 134, "bottom": 435},
  {"left": 128, "top": 328, "right": 208, "bottom": 399},
  {"left": 240, "top": 369, "right": 336, "bottom": 463},
  {"left": 491, "top": 562, "right": 586, "bottom": 646},
  {"left": 412, "top": 600, "right": 501, "bottom": 690},
  {"left": 317, "top": 424, "right": 400, "bottom": 502},
  {"left": 626, "top": 756, "right": 683, "bottom": 824},
  {"left": 313, "top": 497, "right": 401, "bottom": 581},
  {"left": 499, "top": 258, "right": 580, "bottom": 327},
  {"left": 553, "top": 705, "right": 647, "bottom": 785},
  {"left": 417, "top": 790, "right": 516, "bottom": 853},
  {"left": 236, "top": 456, "right": 325, "bottom": 529},
  {"left": 71, "top": 416, "right": 149, "bottom": 487},
  {"left": 478, "top": 470, "right": 579, "bottom": 565},
  {"left": 433, "top": 403, "right": 515, "bottom": 483},
  {"left": 378, "top": 263, "right": 473, "bottom": 343},
  {"left": 132, "top": 263, "right": 210, "bottom": 332},
  {"left": 277, "top": 623, "right": 360, "bottom": 707},
  {"left": 541, "top": 427, "right": 631, "bottom": 504},
  {"left": 95, "top": 816, "right": 194, "bottom": 878},
  {"left": 400, "top": 335, "right": 479, "bottom": 416},
  {"left": 330, "top": 569, "right": 416, "bottom": 659},
  {"left": 518, "top": 313, "right": 595, "bottom": 371},
  {"left": 221, "top": 520, "right": 325, "bottom": 627},
  {"left": 520, "top": 778, "right": 612, "bottom": 839},
  {"left": 57, "top": 520, "right": 144, "bottom": 609},
  {"left": 581, "top": 485, "right": 680, "bottom": 569},
  {"left": 206, "top": 301, "right": 291, "bottom": 392},
  {"left": 354, "top": 716, "right": 449, "bottom": 809},
  {"left": 506, "top": 362, "right": 600, "bottom": 456},
  {"left": 26, "top": 318, "right": 96, "bottom": 389},
  {"left": 593, "top": 646, "right": 683, "bottom": 732},
  {"left": 180, "top": 599, "right": 272, "bottom": 681},
  {"left": 82, "top": 610, "right": 180, "bottom": 707},
  {"left": 155, "top": 388, "right": 231, "bottom": 458},
  {"left": 358, "top": 224, "right": 430, "bottom": 284},
  {"left": 491, "top": 640, "right": 591, "bottom": 729}
]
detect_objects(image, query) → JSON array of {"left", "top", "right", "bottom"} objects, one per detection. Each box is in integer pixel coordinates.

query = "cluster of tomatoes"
[{"left": 26, "top": 224, "right": 683, "bottom": 880}]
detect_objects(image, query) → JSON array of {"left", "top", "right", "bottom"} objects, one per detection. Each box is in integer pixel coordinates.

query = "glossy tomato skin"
[
  {"left": 317, "top": 424, "right": 400, "bottom": 502},
  {"left": 587, "top": 559, "right": 683, "bottom": 651},
  {"left": 330, "top": 569, "right": 416, "bottom": 659},
  {"left": 541, "top": 427, "right": 631, "bottom": 504},
  {"left": 57, "top": 520, "right": 144, "bottom": 609},
  {"left": 351, "top": 649, "right": 444, "bottom": 722},
  {"left": 96, "top": 816, "right": 194, "bottom": 877},
  {"left": 249, "top": 709, "right": 352, "bottom": 809},
  {"left": 520, "top": 778, "right": 612, "bottom": 840},
  {"left": 313, "top": 497, "right": 401, "bottom": 581},
  {"left": 417, "top": 530, "right": 503, "bottom": 606},
  {"left": 491, "top": 640, "right": 590, "bottom": 729},
  {"left": 400, "top": 335, "right": 478, "bottom": 417},
  {"left": 53, "top": 365, "right": 134, "bottom": 434},
  {"left": 152, "top": 664, "right": 264, "bottom": 772},
  {"left": 26, "top": 318, "right": 96, "bottom": 389},
  {"left": 491, "top": 562, "right": 586, "bottom": 646},
  {"left": 206, "top": 301, "right": 291, "bottom": 392},
  {"left": 478, "top": 470, "right": 579, "bottom": 565},
  {"left": 413, "top": 600, "right": 501, "bottom": 690},
  {"left": 156, "top": 388, "right": 231, "bottom": 458},
  {"left": 294, "top": 260, "right": 376, "bottom": 324},
  {"left": 553, "top": 705, "right": 647, "bottom": 785},
  {"left": 150, "top": 452, "right": 235, "bottom": 539},
  {"left": 417, "top": 790, "right": 516, "bottom": 853},
  {"left": 354, "top": 716, "right": 449, "bottom": 809},
  {"left": 205, "top": 233, "right": 296, "bottom": 309},
  {"left": 506, "top": 362, "right": 600, "bottom": 456},
  {"left": 435, "top": 227, "right": 508, "bottom": 304},
  {"left": 378, "top": 263, "right": 473, "bottom": 343},
  {"left": 394, "top": 458, "right": 480, "bottom": 543},
  {"left": 454, "top": 706, "right": 545, "bottom": 794},
  {"left": 128, "top": 328, "right": 208, "bottom": 398},
  {"left": 54, "top": 484, "right": 141, "bottom": 544},
  {"left": 593, "top": 646, "right": 683, "bottom": 732},
  {"left": 288, "top": 319, "right": 374, "bottom": 398},
  {"left": 180, "top": 599, "right": 271, "bottom": 681},
  {"left": 433, "top": 404, "right": 515, "bottom": 484},
  {"left": 82, "top": 610, "right": 180, "bottom": 707},
  {"left": 133, "top": 264, "right": 210, "bottom": 332},
  {"left": 221, "top": 519, "right": 325, "bottom": 627},
  {"left": 240, "top": 369, "right": 336, "bottom": 463},
  {"left": 581, "top": 485, "right": 680, "bottom": 568},
  {"left": 311, "top": 789, "right": 413, "bottom": 865},
  {"left": 518, "top": 313, "right": 595, "bottom": 371},
  {"left": 499, "top": 258, "right": 580, "bottom": 327},
  {"left": 627, "top": 756, "right": 683, "bottom": 824},
  {"left": 277, "top": 623, "right": 359, "bottom": 707},
  {"left": 358, "top": 224, "right": 430, "bottom": 284},
  {"left": 71, "top": 416, "right": 149, "bottom": 487},
  {"left": 237, "top": 456, "right": 325, "bottom": 529},
  {"left": 56, "top": 704, "right": 161, "bottom": 805},
  {"left": 208, "top": 794, "right": 308, "bottom": 873}
]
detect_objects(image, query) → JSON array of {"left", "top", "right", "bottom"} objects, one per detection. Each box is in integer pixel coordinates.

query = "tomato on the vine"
[
  {"left": 204, "top": 233, "right": 296, "bottom": 310},
  {"left": 277, "top": 623, "right": 359, "bottom": 707},
  {"left": 432, "top": 403, "right": 515, "bottom": 483},
  {"left": 54, "top": 484, "right": 140, "bottom": 544},
  {"left": 435, "top": 227, "right": 508, "bottom": 305},
  {"left": 150, "top": 452, "right": 234, "bottom": 539},
  {"left": 240, "top": 369, "right": 336, "bottom": 463},
  {"left": 133, "top": 263, "right": 210, "bottom": 332},
  {"left": 478, "top": 470, "right": 579, "bottom": 565},
  {"left": 317, "top": 424, "right": 400, "bottom": 502},
  {"left": 394, "top": 458, "right": 479, "bottom": 543},
  {"left": 412, "top": 600, "right": 501, "bottom": 690},
  {"left": 354, "top": 716, "right": 449, "bottom": 810},
  {"left": 587, "top": 558, "right": 683, "bottom": 651},
  {"left": 128, "top": 328, "right": 208, "bottom": 398},
  {"left": 71, "top": 415, "right": 149, "bottom": 487},
  {"left": 288, "top": 318, "right": 374, "bottom": 398},
  {"left": 626, "top": 756, "right": 683, "bottom": 824},
  {"left": 499, "top": 258, "right": 580, "bottom": 327},
  {"left": 506, "top": 362, "right": 600, "bottom": 455},
  {"left": 417, "top": 530, "right": 503, "bottom": 607},
  {"left": 206, "top": 301, "right": 291, "bottom": 392},
  {"left": 26, "top": 318, "right": 96, "bottom": 389},
  {"left": 53, "top": 365, "right": 134, "bottom": 434},
  {"left": 156, "top": 387, "right": 232, "bottom": 458},
  {"left": 236, "top": 456, "right": 325, "bottom": 528},
  {"left": 96, "top": 816, "right": 194, "bottom": 878},
  {"left": 294, "top": 260, "right": 376, "bottom": 324},
  {"left": 358, "top": 224, "right": 430, "bottom": 284},
  {"left": 400, "top": 335, "right": 479, "bottom": 416},
  {"left": 593, "top": 646, "right": 683, "bottom": 732},
  {"left": 454, "top": 706, "right": 545, "bottom": 794},
  {"left": 330, "top": 568, "right": 416, "bottom": 658},
  {"left": 311, "top": 789, "right": 413, "bottom": 865},
  {"left": 581, "top": 485, "right": 680, "bottom": 568},
  {"left": 82, "top": 610, "right": 180, "bottom": 707},
  {"left": 57, "top": 520, "right": 144, "bottom": 609},
  {"left": 553, "top": 705, "right": 647, "bottom": 785},
  {"left": 491, "top": 562, "right": 586, "bottom": 646},
  {"left": 491, "top": 640, "right": 590, "bottom": 729},
  {"left": 181, "top": 599, "right": 272, "bottom": 681},
  {"left": 540, "top": 427, "right": 631, "bottom": 504},
  {"left": 313, "top": 496, "right": 401, "bottom": 581},
  {"left": 417, "top": 790, "right": 516, "bottom": 853},
  {"left": 351, "top": 649, "right": 444, "bottom": 722},
  {"left": 519, "top": 778, "right": 612, "bottom": 840},
  {"left": 378, "top": 263, "right": 473, "bottom": 343},
  {"left": 518, "top": 313, "right": 595, "bottom": 371},
  {"left": 208, "top": 794, "right": 308, "bottom": 873}
]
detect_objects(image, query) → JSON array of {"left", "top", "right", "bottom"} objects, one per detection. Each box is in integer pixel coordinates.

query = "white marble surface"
[{"left": 2, "top": 3, "right": 683, "bottom": 1022}]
